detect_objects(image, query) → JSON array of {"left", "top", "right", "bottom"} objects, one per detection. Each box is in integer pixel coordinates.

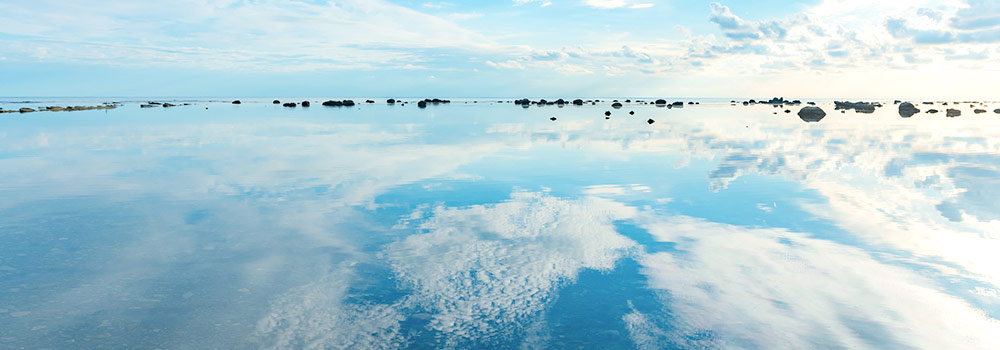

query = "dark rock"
[
  {"left": 387, "top": 99, "right": 396, "bottom": 104},
  {"left": 604, "top": 111, "right": 611, "bottom": 116},
  {"left": 163, "top": 103, "right": 176, "bottom": 107},
  {"left": 555, "top": 99, "right": 566, "bottom": 105},
  {"left": 366, "top": 100, "right": 375, "bottom": 104},
  {"left": 550, "top": 117, "right": 557, "bottom": 121},
  {"left": 283, "top": 102, "right": 297, "bottom": 107},
  {"left": 670, "top": 101, "right": 684, "bottom": 107},
  {"left": 301, "top": 101, "right": 311, "bottom": 107},
  {"left": 784, "top": 109, "right": 791, "bottom": 113},
  {"left": 343, "top": 100, "right": 356, "bottom": 106},
  {"left": 898, "top": 102, "right": 920, "bottom": 118},
  {"left": 611, "top": 102, "right": 623, "bottom": 109},
  {"left": 655, "top": 99, "right": 667, "bottom": 105},
  {"left": 742, "top": 101, "right": 750, "bottom": 106},
  {"left": 418, "top": 100, "right": 427, "bottom": 108},
  {"left": 807, "top": 102, "right": 816, "bottom": 105},
  {"left": 273, "top": 100, "right": 280, "bottom": 104},
  {"left": 647, "top": 119, "right": 655, "bottom": 124},
  {"left": 974, "top": 109, "right": 986, "bottom": 114},
  {"left": 19, "top": 108, "right": 36, "bottom": 113},
  {"left": 922, "top": 102, "right": 933, "bottom": 105},
  {"left": 605, "top": 116, "right": 610, "bottom": 120},
  {"left": 994, "top": 109, "right": 1000, "bottom": 114},
  {"left": 834, "top": 101, "right": 879, "bottom": 114},
  {"left": 797, "top": 106, "right": 826, "bottom": 122},
  {"left": 140, "top": 104, "right": 156, "bottom": 108},
  {"left": 927, "top": 109, "right": 939, "bottom": 114},
  {"left": 629, "top": 111, "right": 635, "bottom": 115},
  {"left": 946, "top": 109, "right": 961, "bottom": 117},
  {"left": 572, "top": 99, "right": 584, "bottom": 106},
  {"left": 322, "top": 100, "right": 342, "bottom": 106},
  {"left": 515, "top": 98, "right": 531, "bottom": 105},
  {"left": 232, "top": 100, "right": 241, "bottom": 104}
]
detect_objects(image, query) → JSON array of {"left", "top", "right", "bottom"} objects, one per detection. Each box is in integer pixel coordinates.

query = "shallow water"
[{"left": 1, "top": 98, "right": 999, "bottom": 349}]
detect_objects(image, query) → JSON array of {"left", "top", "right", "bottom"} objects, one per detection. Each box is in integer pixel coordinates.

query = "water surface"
[{"left": 1, "top": 98, "right": 999, "bottom": 349}]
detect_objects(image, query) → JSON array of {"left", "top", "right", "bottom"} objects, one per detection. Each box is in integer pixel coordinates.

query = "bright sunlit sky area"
[{"left": 1, "top": 0, "right": 998, "bottom": 98}]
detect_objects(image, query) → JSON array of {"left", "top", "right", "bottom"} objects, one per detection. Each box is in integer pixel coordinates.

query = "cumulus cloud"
[{"left": 637, "top": 215, "right": 1000, "bottom": 349}]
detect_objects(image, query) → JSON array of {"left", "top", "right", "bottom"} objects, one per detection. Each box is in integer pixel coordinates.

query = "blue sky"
[{"left": 1, "top": 0, "right": 998, "bottom": 98}]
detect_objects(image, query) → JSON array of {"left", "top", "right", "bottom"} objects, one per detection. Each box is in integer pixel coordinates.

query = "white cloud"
[
  {"left": 383, "top": 191, "right": 637, "bottom": 343},
  {"left": 636, "top": 215, "right": 1000, "bottom": 349}
]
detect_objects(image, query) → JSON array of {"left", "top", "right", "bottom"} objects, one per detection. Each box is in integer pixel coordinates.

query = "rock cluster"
[
  {"left": 321, "top": 100, "right": 356, "bottom": 107},
  {"left": 834, "top": 101, "right": 880, "bottom": 114}
]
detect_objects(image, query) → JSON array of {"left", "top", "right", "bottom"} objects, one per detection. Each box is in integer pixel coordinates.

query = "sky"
[{"left": 1, "top": 0, "right": 999, "bottom": 98}]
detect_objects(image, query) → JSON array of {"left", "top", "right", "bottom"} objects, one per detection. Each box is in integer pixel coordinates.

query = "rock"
[
  {"left": 670, "top": 101, "right": 684, "bottom": 107},
  {"left": 994, "top": 109, "right": 1000, "bottom": 114},
  {"left": 141, "top": 104, "right": 156, "bottom": 108},
  {"left": 555, "top": 99, "right": 566, "bottom": 105},
  {"left": 273, "top": 100, "right": 280, "bottom": 104},
  {"left": 343, "top": 100, "right": 356, "bottom": 106},
  {"left": 365, "top": 100, "right": 375, "bottom": 104},
  {"left": 922, "top": 102, "right": 934, "bottom": 105},
  {"left": 604, "top": 111, "right": 611, "bottom": 116},
  {"left": 605, "top": 116, "right": 610, "bottom": 119},
  {"left": 946, "top": 109, "right": 961, "bottom": 117},
  {"left": 834, "top": 101, "right": 878, "bottom": 114},
  {"left": 572, "top": 99, "right": 584, "bottom": 106},
  {"left": 974, "top": 109, "right": 986, "bottom": 114},
  {"left": 797, "top": 106, "right": 826, "bottom": 122},
  {"left": 322, "top": 100, "right": 342, "bottom": 106},
  {"left": 232, "top": 100, "right": 241, "bottom": 104},
  {"left": 611, "top": 102, "right": 623, "bottom": 109},
  {"left": 898, "top": 102, "right": 920, "bottom": 118},
  {"left": 629, "top": 111, "right": 635, "bottom": 115},
  {"left": 162, "top": 103, "right": 175, "bottom": 107},
  {"left": 784, "top": 109, "right": 791, "bottom": 113},
  {"left": 742, "top": 101, "right": 750, "bottom": 106},
  {"left": 515, "top": 98, "right": 531, "bottom": 105},
  {"left": 387, "top": 99, "right": 396, "bottom": 104},
  {"left": 418, "top": 100, "right": 427, "bottom": 108},
  {"left": 550, "top": 117, "right": 557, "bottom": 121},
  {"left": 301, "top": 101, "right": 310, "bottom": 107},
  {"left": 283, "top": 102, "right": 297, "bottom": 107},
  {"left": 927, "top": 109, "right": 939, "bottom": 114},
  {"left": 19, "top": 108, "right": 35, "bottom": 113},
  {"left": 807, "top": 102, "right": 816, "bottom": 105},
  {"left": 655, "top": 99, "right": 667, "bottom": 105},
  {"left": 647, "top": 119, "right": 655, "bottom": 124}
]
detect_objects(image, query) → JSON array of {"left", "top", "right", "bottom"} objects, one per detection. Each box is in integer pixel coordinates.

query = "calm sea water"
[{"left": 1, "top": 98, "right": 999, "bottom": 349}]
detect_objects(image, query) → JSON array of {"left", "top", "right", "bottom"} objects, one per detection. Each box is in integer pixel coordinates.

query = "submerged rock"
[
  {"left": 946, "top": 109, "right": 961, "bottom": 117},
  {"left": 898, "top": 102, "right": 920, "bottom": 118},
  {"left": 797, "top": 106, "right": 826, "bottom": 122}
]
